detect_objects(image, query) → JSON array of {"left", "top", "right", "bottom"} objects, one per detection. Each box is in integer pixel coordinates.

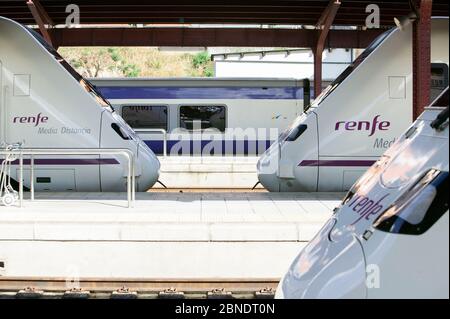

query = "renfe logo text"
[
  {"left": 348, "top": 193, "right": 390, "bottom": 225},
  {"left": 13, "top": 113, "right": 49, "bottom": 127},
  {"left": 335, "top": 115, "right": 390, "bottom": 137}
]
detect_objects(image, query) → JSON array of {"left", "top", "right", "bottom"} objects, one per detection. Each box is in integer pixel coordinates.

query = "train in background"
[
  {"left": 276, "top": 88, "right": 449, "bottom": 299},
  {"left": 90, "top": 77, "right": 313, "bottom": 156},
  {"left": 258, "top": 17, "right": 449, "bottom": 192},
  {"left": 0, "top": 16, "right": 160, "bottom": 192}
]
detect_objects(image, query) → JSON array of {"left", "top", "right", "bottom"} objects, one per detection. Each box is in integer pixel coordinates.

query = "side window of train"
[
  {"left": 286, "top": 124, "right": 307, "bottom": 142},
  {"left": 179, "top": 105, "right": 226, "bottom": 133},
  {"left": 111, "top": 123, "right": 131, "bottom": 140},
  {"left": 121, "top": 106, "right": 168, "bottom": 131},
  {"left": 430, "top": 63, "right": 449, "bottom": 102}
]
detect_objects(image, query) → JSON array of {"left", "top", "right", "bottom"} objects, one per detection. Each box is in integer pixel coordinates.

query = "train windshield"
[
  {"left": 27, "top": 28, "right": 114, "bottom": 113},
  {"left": 374, "top": 170, "right": 449, "bottom": 235},
  {"left": 310, "top": 27, "right": 396, "bottom": 108}
]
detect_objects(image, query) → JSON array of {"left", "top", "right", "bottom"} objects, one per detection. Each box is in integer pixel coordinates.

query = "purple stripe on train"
[
  {"left": 299, "top": 160, "right": 376, "bottom": 167},
  {"left": 11, "top": 158, "right": 120, "bottom": 165}
]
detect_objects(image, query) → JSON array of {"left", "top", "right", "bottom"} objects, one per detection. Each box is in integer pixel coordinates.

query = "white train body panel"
[
  {"left": 277, "top": 90, "right": 449, "bottom": 298},
  {"left": 0, "top": 17, "right": 160, "bottom": 192},
  {"left": 258, "top": 18, "right": 449, "bottom": 192},
  {"left": 90, "top": 78, "right": 308, "bottom": 156}
]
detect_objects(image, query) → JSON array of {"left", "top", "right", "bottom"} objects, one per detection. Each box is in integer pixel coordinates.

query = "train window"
[
  {"left": 111, "top": 123, "right": 131, "bottom": 140},
  {"left": 430, "top": 63, "right": 449, "bottom": 102},
  {"left": 180, "top": 106, "right": 226, "bottom": 132},
  {"left": 285, "top": 124, "right": 307, "bottom": 142},
  {"left": 122, "top": 106, "right": 168, "bottom": 130},
  {"left": 36, "top": 177, "right": 51, "bottom": 184},
  {"left": 432, "top": 88, "right": 449, "bottom": 108},
  {"left": 373, "top": 170, "right": 449, "bottom": 235}
]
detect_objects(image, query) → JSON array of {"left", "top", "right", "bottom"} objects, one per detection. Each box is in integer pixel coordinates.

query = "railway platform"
[{"left": 0, "top": 192, "right": 343, "bottom": 280}]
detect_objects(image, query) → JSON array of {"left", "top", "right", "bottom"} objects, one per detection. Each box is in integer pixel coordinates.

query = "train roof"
[{"left": 88, "top": 77, "right": 307, "bottom": 88}]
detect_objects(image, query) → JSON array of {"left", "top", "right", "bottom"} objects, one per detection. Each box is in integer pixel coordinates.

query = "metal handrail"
[
  {"left": 134, "top": 128, "right": 167, "bottom": 157},
  {"left": 0, "top": 148, "right": 136, "bottom": 208}
]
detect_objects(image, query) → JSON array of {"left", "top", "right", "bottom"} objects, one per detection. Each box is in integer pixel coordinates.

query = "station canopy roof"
[
  {"left": 1, "top": 1, "right": 448, "bottom": 48},
  {"left": 2, "top": 0, "right": 449, "bottom": 27}
]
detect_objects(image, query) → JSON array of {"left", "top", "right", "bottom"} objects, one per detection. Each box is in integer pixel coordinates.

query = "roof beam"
[
  {"left": 314, "top": 0, "right": 341, "bottom": 97},
  {"left": 31, "top": 0, "right": 54, "bottom": 26},
  {"left": 27, "top": 0, "right": 54, "bottom": 46},
  {"left": 46, "top": 27, "right": 383, "bottom": 48},
  {"left": 316, "top": 0, "right": 340, "bottom": 28},
  {"left": 0, "top": 1, "right": 447, "bottom": 26}
]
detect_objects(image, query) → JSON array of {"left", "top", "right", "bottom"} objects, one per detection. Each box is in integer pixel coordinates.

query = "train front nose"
[
  {"left": 257, "top": 151, "right": 281, "bottom": 192},
  {"left": 277, "top": 220, "right": 368, "bottom": 299},
  {"left": 136, "top": 144, "right": 161, "bottom": 191}
]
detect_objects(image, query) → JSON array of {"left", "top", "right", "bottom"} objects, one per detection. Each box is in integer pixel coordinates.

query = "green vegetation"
[
  {"left": 191, "top": 51, "right": 214, "bottom": 77},
  {"left": 58, "top": 47, "right": 214, "bottom": 78}
]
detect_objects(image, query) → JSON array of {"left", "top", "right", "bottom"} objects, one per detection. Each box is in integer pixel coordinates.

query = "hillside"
[{"left": 58, "top": 47, "right": 214, "bottom": 78}]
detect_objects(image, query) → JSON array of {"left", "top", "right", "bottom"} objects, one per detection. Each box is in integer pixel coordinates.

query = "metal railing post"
[
  {"left": 30, "top": 155, "right": 35, "bottom": 201},
  {"left": 135, "top": 129, "right": 168, "bottom": 157},
  {"left": 163, "top": 130, "right": 167, "bottom": 157},
  {"left": 132, "top": 154, "right": 136, "bottom": 204},
  {"left": 126, "top": 152, "right": 131, "bottom": 208},
  {"left": 19, "top": 151, "right": 23, "bottom": 208}
]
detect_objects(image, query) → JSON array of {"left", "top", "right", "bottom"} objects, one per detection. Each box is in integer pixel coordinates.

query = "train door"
[{"left": 99, "top": 110, "right": 139, "bottom": 192}]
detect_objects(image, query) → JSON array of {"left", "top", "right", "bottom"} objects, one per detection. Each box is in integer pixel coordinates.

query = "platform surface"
[
  {"left": 0, "top": 192, "right": 344, "bottom": 278},
  {"left": 0, "top": 192, "right": 343, "bottom": 242}
]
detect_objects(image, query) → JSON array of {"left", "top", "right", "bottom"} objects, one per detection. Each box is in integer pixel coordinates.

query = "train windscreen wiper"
[
  {"left": 431, "top": 106, "right": 449, "bottom": 130},
  {"left": 430, "top": 87, "right": 449, "bottom": 130}
]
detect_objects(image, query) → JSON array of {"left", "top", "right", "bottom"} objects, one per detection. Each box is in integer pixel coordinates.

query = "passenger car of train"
[
  {"left": 90, "top": 78, "right": 311, "bottom": 156},
  {"left": 276, "top": 88, "right": 449, "bottom": 299},
  {"left": 258, "top": 17, "right": 449, "bottom": 192},
  {"left": 0, "top": 16, "right": 160, "bottom": 192}
]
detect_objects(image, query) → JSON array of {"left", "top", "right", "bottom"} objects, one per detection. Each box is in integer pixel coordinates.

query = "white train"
[
  {"left": 0, "top": 16, "right": 160, "bottom": 192},
  {"left": 258, "top": 18, "right": 449, "bottom": 192},
  {"left": 276, "top": 88, "right": 449, "bottom": 299},
  {"left": 90, "top": 78, "right": 311, "bottom": 156}
]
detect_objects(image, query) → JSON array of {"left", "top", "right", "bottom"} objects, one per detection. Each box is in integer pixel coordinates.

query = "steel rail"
[{"left": 0, "top": 277, "right": 279, "bottom": 293}]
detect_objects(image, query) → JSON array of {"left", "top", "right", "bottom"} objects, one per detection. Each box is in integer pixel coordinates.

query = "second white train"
[{"left": 258, "top": 18, "right": 449, "bottom": 192}]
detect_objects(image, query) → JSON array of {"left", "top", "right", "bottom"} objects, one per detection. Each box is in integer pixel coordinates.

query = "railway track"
[{"left": 0, "top": 277, "right": 278, "bottom": 299}]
